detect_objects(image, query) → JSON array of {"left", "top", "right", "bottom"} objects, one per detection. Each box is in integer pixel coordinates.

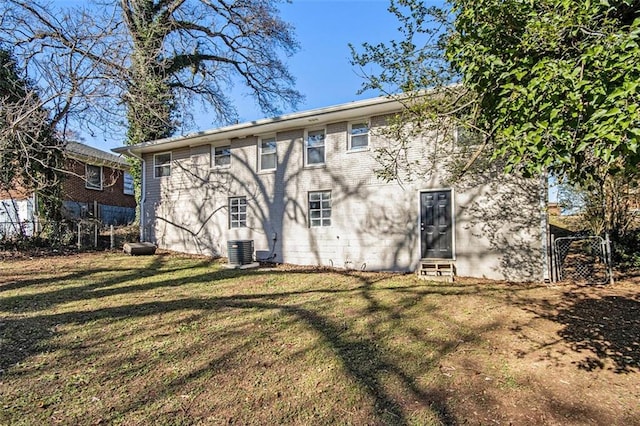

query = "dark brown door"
[{"left": 420, "top": 190, "right": 453, "bottom": 259}]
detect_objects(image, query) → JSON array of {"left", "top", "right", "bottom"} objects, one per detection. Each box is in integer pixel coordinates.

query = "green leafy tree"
[
  {"left": 559, "top": 175, "right": 637, "bottom": 238},
  {"left": 0, "top": 48, "right": 65, "bottom": 224},
  {"left": 352, "top": 0, "right": 640, "bottom": 190},
  {"left": 448, "top": 0, "right": 640, "bottom": 187}
]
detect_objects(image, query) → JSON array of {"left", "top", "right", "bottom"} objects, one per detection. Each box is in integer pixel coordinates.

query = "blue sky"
[
  {"left": 193, "top": 0, "right": 409, "bottom": 137},
  {"left": 48, "top": 0, "right": 429, "bottom": 151}
]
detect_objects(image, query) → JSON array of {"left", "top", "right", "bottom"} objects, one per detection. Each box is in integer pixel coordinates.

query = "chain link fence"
[
  {"left": 0, "top": 219, "right": 138, "bottom": 251},
  {"left": 551, "top": 235, "right": 613, "bottom": 285}
]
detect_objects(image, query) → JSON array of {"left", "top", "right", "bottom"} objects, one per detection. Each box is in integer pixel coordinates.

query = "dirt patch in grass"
[{"left": 0, "top": 252, "right": 638, "bottom": 425}]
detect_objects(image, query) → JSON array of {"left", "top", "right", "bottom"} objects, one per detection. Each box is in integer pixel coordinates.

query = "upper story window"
[
  {"left": 154, "top": 152, "right": 171, "bottom": 178},
  {"left": 454, "top": 125, "right": 483, "bottom": 147},
  {"left": 85, "top": 164, "right": 103, "bottom": 190},
  {"left": 349, "top": 121, "right": 369, "bottom": 150},
  {"left": 305, "top": 128, "right": 326, "bottom": 166},
  {"left": 213, "top": 145, "right": 231, "bottom": 168},
  {"left": 259, "top": 136, "right": 277, "bottom": 171},
  {"left": 123, "top": 172, "right": 134, "bottom": 195},
  {"left": 229, "top": 196, "right": 247, "bottom": 228},
  {"left": 309, "top": 190, "right": 331, "bottom": 227}
]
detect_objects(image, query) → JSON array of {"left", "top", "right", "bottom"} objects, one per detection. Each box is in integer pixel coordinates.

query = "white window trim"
[
  {"left": 304, "top": 127, "right": 326, "bottom": 167},
  {"left": 308, "top": 190, "right": 332, "bottom": 228},
  {"left": 212, "top": 143, "right": 232, "bottom": 169},
  {"left": 229, "top": 196, "right": 247, "bottom": 229},
  {"left": 258, "top": 135, "right": 277, "bottom": 172},
  {"left": 153, "top": 152, "right": 172, "bottom": 178},
  {"left": 348, "top": 120, "right": 370, "bottom": 151},
  {"left": 85, "top": 164, "right": 103, "bottom": 190}
]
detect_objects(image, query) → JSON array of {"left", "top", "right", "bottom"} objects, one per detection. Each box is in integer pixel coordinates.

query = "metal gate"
[{"left": 552, "top": 235, "right": 613, "bottom": 284}]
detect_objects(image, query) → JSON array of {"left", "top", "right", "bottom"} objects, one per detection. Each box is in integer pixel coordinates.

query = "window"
[
  {"left": 454, "top": 125, "right": 483, "bottom": 147},
  {"left": 259, "top": 136, "right": 277, "bottom": 171},
  {"left": 123, "top": 172, "right": 134, "bottom": 195},
  {"left": 85, "top": 164, "right": 103, "bottom": 190},
  {"left": 229, "top": 197, "right": 247, "bottom": 228},
  {"left": 308, "top": 191, "right": 331, "bottom": 227},
  {"left": 154, "top": 152, "right": 171, "bottom": 178},
  {"left": 349, "top": 121, "right": 369, "bottom": 150},
  {"left": 214, "top": 145, "right": 231, "bottom": 168},
  {"left": 305, "top": 129, "right": 325, "bottom": 165}
]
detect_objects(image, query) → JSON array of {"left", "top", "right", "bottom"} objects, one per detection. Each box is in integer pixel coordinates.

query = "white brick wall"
[{"left": 141, "top": 113, "right": 545, "bottom": 281}]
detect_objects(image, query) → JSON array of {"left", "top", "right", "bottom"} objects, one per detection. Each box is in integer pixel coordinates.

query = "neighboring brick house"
[
  {"left": 0, "top": 141, "right": 136, "bottom": 236},
  {"left": 115, "top": 96, "right": 549, "bottom": 281},
  {"left": 62, "top": 142, "right": 136, "bottom": 224}
]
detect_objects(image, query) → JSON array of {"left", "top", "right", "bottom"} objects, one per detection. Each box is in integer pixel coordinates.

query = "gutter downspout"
[
  {"left": 541, "top": 171, "right": 550, "bottom": 283},
  {"left": 125, "top": 149, "right": 146, "bottom": 243}
]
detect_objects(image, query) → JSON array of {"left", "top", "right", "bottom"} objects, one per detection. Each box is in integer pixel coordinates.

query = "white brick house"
[{"left": 115, "top": 96, "right": 548, "bottom": 281}]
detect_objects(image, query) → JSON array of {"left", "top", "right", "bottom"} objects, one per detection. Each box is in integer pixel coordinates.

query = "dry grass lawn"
[{"left": 0, "top": 251, "right": 638, "bottom": 425}]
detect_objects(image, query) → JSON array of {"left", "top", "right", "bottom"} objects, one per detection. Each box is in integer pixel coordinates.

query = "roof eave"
[
  {"left": 113, "top": 95, "right": 405, "bottom": 157},
  {"left": 66, "top": 152, "right": 128, "bottom": 168}
]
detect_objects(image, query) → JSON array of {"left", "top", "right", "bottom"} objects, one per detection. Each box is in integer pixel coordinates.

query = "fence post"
[
  {"left": 110, "top": 225, "right": 114, "bottom": 249},
  {"left": 77, "top": 222, "right": 81, "bottom": 249},
  {"left": 94, "top": 222, "right": 98, "bottom": 248},
  {"left": 605, "top": 232, "right": 614, "bottom": 285},
  {"left": 550, "top": 234, "right": 556, "bottom": 283}
]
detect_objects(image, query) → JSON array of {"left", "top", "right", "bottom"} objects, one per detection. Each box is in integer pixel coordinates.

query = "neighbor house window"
[
  {"left": 85, "top": 164, "right": 103, "bottom": 190},
  {"left": 308, "top": 191, "right": 331, "bottom": 227},
  {"left": 229, "top": 197, "right": 247, "bottom": 228},
  {"left": 123, "top": 172, "right": 134, "bottom": 195},
  {"left": 349, "top": 121, "right": 369, "bottom": 150},
  {"left": 305, "top": 129, "right": 325, "bottom": 165},
  {"left": 214, "top": 145, "right": 231, "bottom": 168},
  {"left": 259, "top": 136, "right": 277, "bottom": 171},
  {"left": 154, "top": 152, "right": 171, "bottom": 178}
]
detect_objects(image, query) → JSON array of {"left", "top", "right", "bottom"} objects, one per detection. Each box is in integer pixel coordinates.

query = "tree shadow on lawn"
[
  {"left": 2, "top": 260, "right": 628, "bottom": 424},
  {"left": 0, "top": 253, "right": 182, "bottom": 294},
  {"left": 0, "top": 254, "right": 217, "bottom": 313},
  {"left": 0, "top": 261, "right": 514, "bottom": 424},
  {"left": 512, "top": 284, "right": 640, "bottom": 374}
]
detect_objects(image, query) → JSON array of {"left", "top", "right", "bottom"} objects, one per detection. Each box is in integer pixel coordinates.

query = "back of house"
[{"left": 117, "top": 96, "right": 548, "bottom": 282}]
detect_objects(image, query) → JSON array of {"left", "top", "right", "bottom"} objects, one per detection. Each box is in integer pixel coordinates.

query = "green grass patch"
[{"left": 1, "top": 252, "right": 638, "bottom": 425}]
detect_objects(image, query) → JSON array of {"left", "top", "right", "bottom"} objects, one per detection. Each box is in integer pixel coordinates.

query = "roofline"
[
  {"left": 66, "top": 151, "right": 129, "bottom": 170},
  {"left": 113, "top": 95, "right": 406, "bottom": 156},
  {"left": 64, "top": 141, "right": 129, "bottom": 170}
]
